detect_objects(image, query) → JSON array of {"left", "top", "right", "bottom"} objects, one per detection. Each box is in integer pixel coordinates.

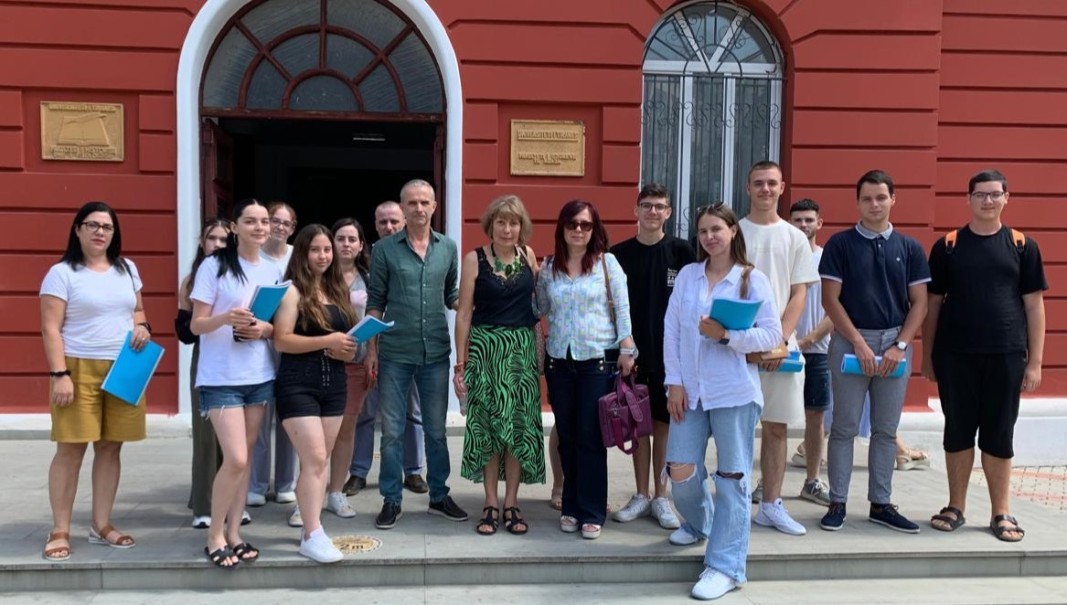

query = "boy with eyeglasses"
[
  {"left": 922, "top": 169, "right": 1047, "bottom": 542},
  {"left": 609, "top": 184, "right": 695, "bottom": 530}
]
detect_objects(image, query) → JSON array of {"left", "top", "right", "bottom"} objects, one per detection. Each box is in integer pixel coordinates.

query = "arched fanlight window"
[
  {"left": 642, "top": 1, "right": 784, "bottom": 237},
  {"left": 201, "top": 0, "right": 444, "bottom": 117}
]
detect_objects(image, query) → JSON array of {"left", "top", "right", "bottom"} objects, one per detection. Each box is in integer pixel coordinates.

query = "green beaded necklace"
[{"left": 490, "top": 244, "right": 522, "bottom": 278}]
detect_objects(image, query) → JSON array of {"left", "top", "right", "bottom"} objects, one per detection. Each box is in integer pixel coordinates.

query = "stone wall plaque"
[
  {"left": 40, "top": 101, "right": 124, "bottom": 162},
  {"left": 510, "top": 119, "right": 585, "bottom": 177}
]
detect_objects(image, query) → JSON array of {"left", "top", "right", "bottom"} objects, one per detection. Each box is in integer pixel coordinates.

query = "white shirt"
[
  {"left": 536, "top": 254, "right": 634, "bottom": 361},
  {"left": 796, "top": 246, "right": 830, "bottom": 354},
  {"left": 190, "top": 255, "right": 284, "bottom": 387},
  {"left": 39, "top": 260, "right": 143, "bottom": 360},
  {"left": 739, "top": 218, "right": 819, "bottom": 342},
  {"left": 663, "top": 262, "right": 782, "bottom": 411},
  {"left": 260, "top": 244, "right": 293, "bottom": 275}
]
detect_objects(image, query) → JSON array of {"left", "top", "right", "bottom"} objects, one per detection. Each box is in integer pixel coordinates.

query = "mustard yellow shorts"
[{"left": 51, "top": 356, "right": 147, "bottom": 443}]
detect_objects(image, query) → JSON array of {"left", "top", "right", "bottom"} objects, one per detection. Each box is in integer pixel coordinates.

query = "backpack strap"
[
  {"left": 943, "top": 229, "right": 959, "bottom": 254},
  {"left": 1011, "top": 228, "right": 1026, "bottom": 251}
]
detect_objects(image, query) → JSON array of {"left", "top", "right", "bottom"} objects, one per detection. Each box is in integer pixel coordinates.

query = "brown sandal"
[
  {"left": 89, "top": 524, "right": 135, "bottom": 549},
  {"left": 44, "top": 531, "right": 71, "bottom": 561}
]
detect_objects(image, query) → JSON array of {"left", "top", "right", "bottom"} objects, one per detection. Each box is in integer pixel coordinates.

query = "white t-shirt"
[
  {"left": 796, "top": 246, "right": 830, "bottom": 354},
  {"left": 260, "top": 244, "right": 293, "bottom": 276},
  {"left": 39, "top": 260, "right": 143, "bottom": 360},
  {"left": 190, "top": 255, "right": 284, "bottom": 387},
  {"left": 739, "top": 218, "right": 819, "bottom": 342}
]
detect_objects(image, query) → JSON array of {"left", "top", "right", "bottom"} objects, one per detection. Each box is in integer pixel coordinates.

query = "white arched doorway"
[{"left": 174, "top": 0, "right": 463, "bottom": 413}]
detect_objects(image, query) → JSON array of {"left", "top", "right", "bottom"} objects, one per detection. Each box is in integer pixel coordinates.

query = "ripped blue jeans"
[{"left": 666, "top": 401, "right": 760, "bottom": 584}]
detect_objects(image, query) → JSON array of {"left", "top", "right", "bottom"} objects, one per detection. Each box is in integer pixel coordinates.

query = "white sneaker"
[
  {"left": 691, "top": 567, "right": 738, "bottom": 600},
  {"left": 299, "top": 531, "right": 343, "bottom": 563},
  {"left": 668, "top": 526, "right": 704, "bottom": 546},
  {"left": 246, "top": 492, "right": 266, "bottom": 507},
  {"left": 191, "top": 515, "right": 211, "bottom": 529},
  {"left": 613, "top": 493, "right": 651, "bottom": 522},
  {"left": 275, "top": 490, "right": 297, "bottom": 504},
  {"left": 754, "top": 498, "right": 807, "bottom": 536},
  {"left": 288, "top": 506, "right": 304, "bottom": 528},
  {"left": 326, "top": 492, "right": 356, "bottom": 518},
  {"left": 750, "top": 479, "right": 763, "bottom": 504},
  {"left": 650, "top": 497, "right": 681, "bottom": 529}
]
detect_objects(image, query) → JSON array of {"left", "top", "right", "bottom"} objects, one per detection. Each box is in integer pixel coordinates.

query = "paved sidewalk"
[{"left": 972, "top": 466, "right": 1067, "bottom": 514}]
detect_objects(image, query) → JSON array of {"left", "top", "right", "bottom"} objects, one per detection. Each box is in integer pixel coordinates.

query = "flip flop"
[
  {"left": 204, "top": 546, "right": 239, "bottom": 569},
  {"left": 230, "top": 541, "right": 259, "bottom": 562},
  {"left": 990, "top": 514, "right": 1025, "bottom": 543},
  {"left": 930, "top": 506, "right": 965, "bottom": 532}
]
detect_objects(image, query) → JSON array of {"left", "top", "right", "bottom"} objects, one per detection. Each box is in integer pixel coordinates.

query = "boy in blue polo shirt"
[{"left": 818, "top": 170, "right": 930, "bottom": 533}]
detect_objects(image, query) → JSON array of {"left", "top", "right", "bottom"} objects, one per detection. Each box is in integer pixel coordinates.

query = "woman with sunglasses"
[
  {"left": 324, "top": 217, "right": 371, "bottom": 520},
  {"left": 177, "top": 218, "right": 241, "bottom": 530},
  {"left": 191, "top": 198, "right": 283, "bottom": 568},
  {"left": 40, "top": 201, "right": 152, "bottom": 561},
  {"left": 248, "top": 202, "right": 299, "bottom": 516},
  {"left": 536, "top": 200, "right": 636, "bottom": 540},
  {"left": 663, "top": 203, "right": 781, "bottom": 601}
]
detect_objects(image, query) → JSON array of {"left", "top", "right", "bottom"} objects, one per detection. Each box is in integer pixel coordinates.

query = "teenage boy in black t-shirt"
[
  {"left": 922, "top": 169, "right": 1047, "bottom": 542},
  {"left": 610, "top": 183, "right": 696, "bottom": 529}
]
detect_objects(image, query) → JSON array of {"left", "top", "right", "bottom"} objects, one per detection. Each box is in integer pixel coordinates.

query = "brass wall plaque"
[
  {"left": 40, "top": 101, "right": 124, "bottom": 162},
  {"left": 510, "top": 119, "right": 585, "bottom": 177}
]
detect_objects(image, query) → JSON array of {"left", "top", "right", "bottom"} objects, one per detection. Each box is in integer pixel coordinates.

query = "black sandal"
[
  {"left": 204, "top": 546, "right": 239, "bottom": 569},
  {"left": 230, "top": 541, "right": 259, "bottom": 562},
  {"left": 930, "top": 506, "right": 966, "bottom": 532},
  {"left": 990, "top": 514, "right": 1025, "bottom": 542},
  {"left": 503, "top": 506, "right": 528, "bottom": 535},
  {"left": 476, "top": 506, "right": 499, "bottom": 535}
]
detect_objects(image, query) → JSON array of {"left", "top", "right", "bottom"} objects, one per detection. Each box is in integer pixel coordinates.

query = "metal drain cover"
[{"left": 332, "top": 534, "right": 382, "bottom": 554}]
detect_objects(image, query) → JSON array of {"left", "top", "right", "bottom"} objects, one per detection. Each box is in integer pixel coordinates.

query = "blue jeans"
[
  {"left": 667, "top": 401, "right": 760, "bottom": 584},
  {"left": 544, "top": 356, "right": 615, "bottom": 526},
  {"left": 377, "top": 357, "right": 449, "bottom": 504},
  {"left": 349, "top": 383, "right": 424, "bottom": 478}
]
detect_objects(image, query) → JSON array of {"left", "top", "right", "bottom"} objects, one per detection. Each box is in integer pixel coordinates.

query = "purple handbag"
[{"left": 598, "top": 373, "right": 653, "bottom": 454}]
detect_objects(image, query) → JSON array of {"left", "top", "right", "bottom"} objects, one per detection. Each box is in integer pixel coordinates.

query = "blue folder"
[
  {"left": 758, "top": 350, "right": 804, "bottom": 373},
  {"left": 101, "top": 331, "right": 165, "bottom": 405},
  {"left": 709, "top": 298, "right": 762, "bottom": 330},
  {"left": 347, "top": 316, "right": 394, "bottom": 343},
  {"left": 248, "top": 281, "right": 290, "bottom": 321},
  {"left": 841, "top": 354, "right": 907, "bottom": 378}
]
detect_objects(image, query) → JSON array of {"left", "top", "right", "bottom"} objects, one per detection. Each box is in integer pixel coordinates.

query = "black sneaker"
[
  {"left": 404, "top": 474, "right": 429, "bottom": 494},
  {"left": 428, "top": 496, "right": 468, "bottom": 522},
  {"left": 343, "top": 475, "right": 367, "bottom": 496},
  {"left": 375, "top": 501, "right": 403, "bottom": 530},
  {"left": 820, "top": 502, "right": 846, "bottom": 531},
  {"left": 869, "top": 503, "right": 920, "bottom": 534}
]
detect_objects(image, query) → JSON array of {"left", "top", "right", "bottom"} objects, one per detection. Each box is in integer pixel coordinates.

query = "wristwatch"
[
  {"left": 894, "top": 341, "right": 908, "bottom": 351},
  {"left": 718, "top": 337, "right": 730, "bottom": 346}
]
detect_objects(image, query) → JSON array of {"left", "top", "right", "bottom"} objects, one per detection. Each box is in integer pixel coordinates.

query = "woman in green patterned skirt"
[{"left": 454, "top": 195, "right": 545, "bottom": 535}]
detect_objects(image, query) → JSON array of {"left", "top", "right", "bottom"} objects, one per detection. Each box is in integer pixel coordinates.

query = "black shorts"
[
  {"left": 275, "top": 361, "right": 347, "bottom": 420},
  {"left": 802, "top": 353, "right": 831, "bottom": 411},
  {"left": 933, "top": 351, "right": 1026, "bottom": 459},
  {"left": 634, "top": 368, "right": 669, "bottom": 424}
]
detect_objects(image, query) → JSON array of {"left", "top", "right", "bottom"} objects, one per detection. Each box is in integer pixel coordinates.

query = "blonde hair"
[{"left": 480, "top": 195, "right": 533, "bottom": 245}]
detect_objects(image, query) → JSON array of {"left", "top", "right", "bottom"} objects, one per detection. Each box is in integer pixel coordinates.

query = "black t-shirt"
[
  {"left": 928, "top": 225, "right": 1047, "bottom": 354},
  {"left": 610, "top": 235, "right": 696, "bottom": 373}
]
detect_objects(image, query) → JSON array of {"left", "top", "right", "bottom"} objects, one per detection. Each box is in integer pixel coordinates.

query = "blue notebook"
[
  {"left": 841, "top": 354, "right": 907, "bottom": 378},
  {"left": 347, "top": 316, "right": 394, "bottom": 343},
  {"left": 709, "top": 298, "right": 762, "bottom": 330},
  {"left": 101, "top": 331, "right": 165, "bottom": 405},
  {"left": 248, "top": 281, "right": 291, "bottom": 321},
  {"left": 759, "top": 350, "right": 804, "bottom": 373}
]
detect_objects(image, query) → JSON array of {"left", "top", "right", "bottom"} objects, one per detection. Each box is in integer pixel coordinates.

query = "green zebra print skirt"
[{"left": 460, "top": 324, "right": 546, "bottom": 484}]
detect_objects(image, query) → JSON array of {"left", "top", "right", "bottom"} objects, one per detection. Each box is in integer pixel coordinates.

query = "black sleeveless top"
[
  {"left": 279, "top": 303, "right": 349, "bottom": 372},
  {"left": 471, "top": 247, "right": 537, "bottom": 328}
]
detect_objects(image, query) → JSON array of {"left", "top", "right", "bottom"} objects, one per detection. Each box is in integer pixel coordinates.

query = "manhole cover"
[{"left": 333, "top": 534, "right": 382, "bottom": 554}]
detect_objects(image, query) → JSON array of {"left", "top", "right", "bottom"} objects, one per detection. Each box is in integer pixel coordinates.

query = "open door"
[{"left": 200, "top": 118, "right": 234, "bottom": 221}]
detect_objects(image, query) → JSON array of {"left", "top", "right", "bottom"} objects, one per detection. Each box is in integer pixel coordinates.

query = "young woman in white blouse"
[
  {"left": 190, "top": 199, "right": 283, "bottom": 568},
  {"left": 662, "top": 203, "right": 782, "bottom": 601}
]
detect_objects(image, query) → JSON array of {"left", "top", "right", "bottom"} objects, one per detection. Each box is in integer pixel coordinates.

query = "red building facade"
[{"left": 0, "top": 0, "right": 1062, "bottom": 414}]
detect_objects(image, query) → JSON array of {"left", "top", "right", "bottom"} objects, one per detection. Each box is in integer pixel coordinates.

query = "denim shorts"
[
  {"left": 802, "top": 353, "right": 831, "bottom": 411},
  {"left": 198, "top": 380, "right": 274, "bottom": 418}
]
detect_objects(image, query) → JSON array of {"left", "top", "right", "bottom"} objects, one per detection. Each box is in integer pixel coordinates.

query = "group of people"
[{"left": 38, "top": 165, "right": 1045, "bottom": 601}]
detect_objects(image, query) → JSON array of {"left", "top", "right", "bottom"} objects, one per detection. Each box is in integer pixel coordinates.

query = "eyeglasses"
[
  {"left": 565, "top": 220, "right": 595, "bottom": 232},
  {"left": 80, "top": 221, "right": 114, "bottom": 234},
  {"left": 969, "top": 191, "right": 1006, "bottom": 202},
  {"left": 270, "top": 217, "right": 296, "bottom": 229},
  {"left": 697, "top": 201, "right": 727, "bottom": 213},
  {"left": 638, "top": 202, "right": 671, "bottom": 213}
]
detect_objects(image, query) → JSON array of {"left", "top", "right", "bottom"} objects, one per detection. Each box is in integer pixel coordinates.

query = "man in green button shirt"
[{"left": 365, "top": 179, "right": 465, "bottom": 529}]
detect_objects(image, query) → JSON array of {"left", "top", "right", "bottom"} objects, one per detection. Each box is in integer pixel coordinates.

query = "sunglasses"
[{"left": 565, "top": 220, "right": 595, "bottom": 232}]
